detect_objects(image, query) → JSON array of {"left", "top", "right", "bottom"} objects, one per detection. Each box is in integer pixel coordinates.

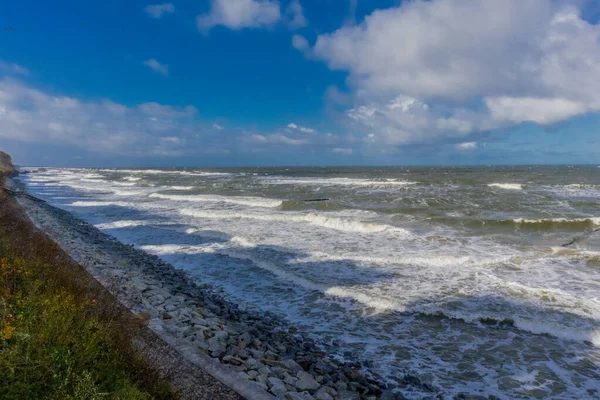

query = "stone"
[
  {"left": 296, "top": 371, "right": 320, "bottom": 391},
  {"left": 314, "top": 387, "right": 334, "bottom": 400},
  {"left": 286, "top": 392, "right": 315, "bottom": 400},
  {"left": 269, "top": 377, "right": 287, "bottom": 392},
  {"left": 213, "top": 330, "right": 228, "bottom": 341},
  {"left": 337, "top": 390, "right": 361, "bottom": 400},
  {"left": 228, "top": 357, "right": 243, "bottom": 366},
  {"left": 380, "top": 390, "right": 407, "bottom": 400},
  {"left": 282, "top": 359, "right": 304, "bottom": 373}
]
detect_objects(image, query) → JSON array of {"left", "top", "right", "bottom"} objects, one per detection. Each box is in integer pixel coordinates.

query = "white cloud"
[
  {"left": 0, "top": 79, "right": 202, "bottom": 156},
  {"left": 310, "top": 0, "right": 600, "bottom": 145},
  {"left": 0, "top": 78, "right": 350, "bottom": 158},
  {"left": 457, "top": 142, "right": 477, "bottom": 150},
  {"left": 0, "top": 62, "right": 29, "bottom": 76},
  {"left": 291, "top": 34, "right": 309, "bottom": 51},
  {"left": 285, "top": 0, "right": 307, "bottom": 29},
  {"left": 144, "top": 3, "right": 175, "bottom": 19},
  {"left": 485, "top": 97, "right": 588, "bottom": 125},
  {"left": 197, "top": 0, "right": 281, "bottom": 32},
  {"left": 346, "top": 95, "right": 493, "bottom": 145},
  {"left": 287, "top": 121, "right": 316, "bottom": 133},
  {"left": 143, "top": 59, "right": 169, "bottom": 76}
]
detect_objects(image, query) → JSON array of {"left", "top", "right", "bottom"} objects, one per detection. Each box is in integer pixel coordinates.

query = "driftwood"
[
  {"left": 303, "top": 198, "right": 330, "bottom": 202},
  {"left": 3, "top": 188, "right": 46, "bottom": 203}
]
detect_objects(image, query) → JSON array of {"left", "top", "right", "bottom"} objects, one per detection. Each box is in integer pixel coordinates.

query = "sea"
[{"left": 19, "top": 165, "right": 600, "bottom": 399}]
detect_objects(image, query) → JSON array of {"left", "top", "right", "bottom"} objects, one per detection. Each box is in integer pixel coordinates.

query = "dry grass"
[{"left": 0, "top": 185, "right": 179, "bottom": 399}]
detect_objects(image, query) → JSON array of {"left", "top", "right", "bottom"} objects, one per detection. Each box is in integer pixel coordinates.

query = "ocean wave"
[
  {"left": 488, "top": 183, "right": 523, "bottom": 190},
  {"left": 150, "top": 193, "right": 282, "bottom": 208},
  {"left": 70, "top": 201, "right": 131, "bottom": 207},
  {"left": 95, "top": 220, "right": 151, "bottom": 229},
  {"left": 179, "top": 208, "right": 413, "bottom": 237},
  {"left": 122, "top": 176, "right": 142, "bottom": 182},
  {"left": 433, "top": 216, "right": 600, "bottom": 230},
  {"left": 262, "top": 177, "right": 417, "bottom": 187},
  {"left": 513, "top": 217, "right": 600, "bottom": 228},
  {"left": 102, "top": 169, "right": 231, "bottom": 177}
]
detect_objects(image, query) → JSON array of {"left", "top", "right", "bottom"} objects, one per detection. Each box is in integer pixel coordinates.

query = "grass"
[{"left": 0, "top": 184, "right": 179, "bottom": 399}]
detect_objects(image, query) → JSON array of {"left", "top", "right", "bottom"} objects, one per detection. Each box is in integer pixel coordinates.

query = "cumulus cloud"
[
  {"left": 0, "top": 79, "right": 203, "bottom": 156},
  {"left": 346, "top": 95, "right": 494, "bottom": 145},
  {"left": 0, "top": 78, "right": 349, "bottom": 158},
  {"left": 197, "top": 0, "right": 281, "bottom": 32},
  {"left": 285, "top": 0, "right": 307, "bottom": 29},
  {"left": 144, "top": 3, "right": 175, "bottom": 18},
  {"left": 291, "top": 34, "right": 309, "bottom": 51},
  {"left": 310, "top": 0, "right": 600, "bottom": 145},
  {"left": 143, "top": 59, "right": 169, "bottom": 76}
]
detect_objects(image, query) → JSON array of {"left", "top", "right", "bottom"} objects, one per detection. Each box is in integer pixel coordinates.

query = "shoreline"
[{"left": 8, "top": 177, "right": 415, "bottom": 400}]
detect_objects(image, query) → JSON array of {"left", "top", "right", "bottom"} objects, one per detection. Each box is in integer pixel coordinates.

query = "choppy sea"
[{"left": 20, "top": 165, "right": 600, "bottom": 399}]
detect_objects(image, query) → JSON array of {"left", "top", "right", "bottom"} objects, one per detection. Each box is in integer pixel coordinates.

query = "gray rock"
[
  {"left": 282, "top": 359, "right": 304, "bottom": 373},
  {"left": 381, "top": 390, "right": 407, "bottom": 400},
  {"left": 296, "top": 371, "right": 320, "bottom": 391},
  {"left": 269, "top": 376, "right": 287, "bottom": 396},
  {"left": 337, "top": 390, "right": 361, "bottom": 400},
  {"left": 286, "top": 392, "right": 315, "bottom": 400},
  {"left": 213, "top": 330, "right": 228, "bottom": 341},
  {"left": 314, "top": 387, "right": 334, "bottom": 400}
]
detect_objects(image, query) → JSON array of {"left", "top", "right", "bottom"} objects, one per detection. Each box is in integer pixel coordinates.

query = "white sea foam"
[
  {"left": 488, "top": 183, "right": 523, "bottom": 190},
  {"left": 102, "top": 169, "right": 231, "bottom": 177},
  {"left": 262, "top": 177, "right": 417, "bottom": 187},
  {"left": 165, "top": 186, "right": 194, "bottom": 191},
  {"left": 179, "top": 208, "right": 413, "bottom": 237},
  {"left": 95, "top": 220, "right": 151, "bottom": 229},
  {"left": 139, "top": 244, "right": 219, "bottom": 255},
  {"left": 150, "top": 193, "right": 282, "bottom": 208},
  {"left": 70, "top": 201, "right": 131, "bottom": 207},
  {"left": 122, "top": 176, "right": 142, "bottom": 182}
]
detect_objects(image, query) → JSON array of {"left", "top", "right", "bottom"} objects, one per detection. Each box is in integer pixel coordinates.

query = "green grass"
[{"left": 0, "top": 186, "right": 178, "bottom": 399}]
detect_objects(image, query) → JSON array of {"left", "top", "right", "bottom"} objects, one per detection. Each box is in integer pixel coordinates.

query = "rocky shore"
[{"left": 11, "top": 185, "right": 421, "bottom": 400}]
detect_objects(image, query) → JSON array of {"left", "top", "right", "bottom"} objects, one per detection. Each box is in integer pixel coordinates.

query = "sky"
[{"left": 0, "top": 0, "right": 599, "bottom": 167}]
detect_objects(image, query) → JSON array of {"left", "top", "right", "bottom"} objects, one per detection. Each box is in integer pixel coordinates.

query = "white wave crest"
[
  {"left": 70, "top": 201, "right": 130, "bottom": 207},
  {"left": 150, "top": 193, "right": 282, "bottom": 208},
  {"left": 262, "top": 177, "right": 417, "bottom": 187},
  {"left": 179, "top": 208, "right": 413, "bottom": 237},
  {"left": 488, "top": 183, "right": 523, "bottom": 190}
]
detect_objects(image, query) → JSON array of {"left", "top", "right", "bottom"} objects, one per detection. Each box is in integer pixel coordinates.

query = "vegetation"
[{"left": 0, "top": 183, "right": 178, "bottom": 399}]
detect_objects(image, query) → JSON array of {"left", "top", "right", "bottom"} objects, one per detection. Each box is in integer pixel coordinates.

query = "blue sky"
[{"left": 0, "top": 0, "right": 599, "bottom": 166}]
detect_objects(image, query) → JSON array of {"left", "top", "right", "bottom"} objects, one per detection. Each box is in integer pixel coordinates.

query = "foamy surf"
[
  {"left": 178, "top": 208, "right": 414, "bottom": 237},
  {"left": 150, "top": 193, "right": 282, "bottom": 208},
  {"left": 20, "top": 165, "right": 600, "bottom": 399},
  {"left": 488, "top": 183, "right": 523, "bottom": 190}
]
